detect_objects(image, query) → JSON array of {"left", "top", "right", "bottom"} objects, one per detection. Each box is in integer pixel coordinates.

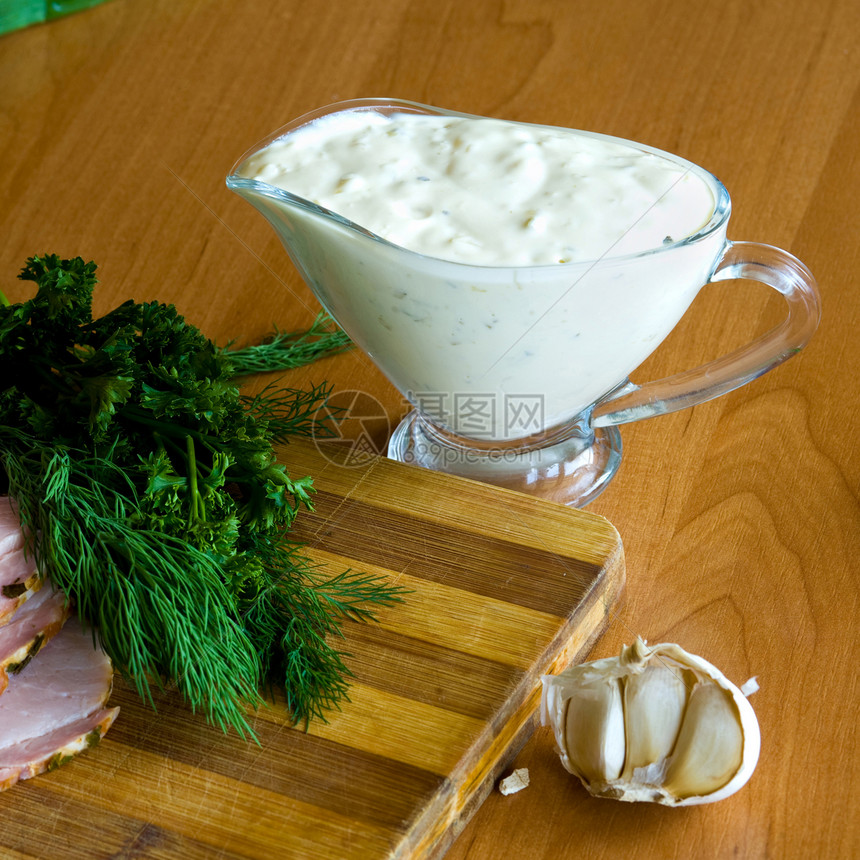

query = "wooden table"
[{"left": 1, "top": 0, "right": 857, "bottom": 857}]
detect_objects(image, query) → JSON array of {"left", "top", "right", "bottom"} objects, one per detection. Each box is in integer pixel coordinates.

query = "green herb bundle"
[{"left": 0, "top": 254, "right": 401, "bottom": 737}]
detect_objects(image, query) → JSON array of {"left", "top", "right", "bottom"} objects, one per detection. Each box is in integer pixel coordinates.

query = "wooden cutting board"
[{"left": 0, "top": 437, "right": 624, "bottom": 860}]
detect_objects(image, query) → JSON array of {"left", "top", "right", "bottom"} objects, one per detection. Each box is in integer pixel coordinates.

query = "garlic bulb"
[{"left": 540, "top": 638, "right": 760, "bottom": 805}]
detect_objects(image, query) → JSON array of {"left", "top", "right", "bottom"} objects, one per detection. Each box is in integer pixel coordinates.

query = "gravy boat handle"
[{"left": 591, "top": 241, "right": 821, "bottom": 427}]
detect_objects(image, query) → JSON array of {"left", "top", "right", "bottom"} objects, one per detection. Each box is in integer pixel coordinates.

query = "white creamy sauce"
[
  {"left": 239, "top": 111, "right": 715, "bottom": 266},
  {"left": 234, "top": 108, "right": 725, "bottom": 440}
]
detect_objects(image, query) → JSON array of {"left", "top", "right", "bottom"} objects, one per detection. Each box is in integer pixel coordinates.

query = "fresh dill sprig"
[
  {"left": 2, "top": 435, "right": 261, "bottom": 736},
  {"left": 241, "top": 380, "right": 341, "bottom": 442},
  {"left": 0, "top": 254, "right": 403, "bottom": 736},
  {"left": 238, "top": 537, "right": 400, "bottom": 725},
  {"left": 222, "top": 313, "right": 352, "bottom": 377}
]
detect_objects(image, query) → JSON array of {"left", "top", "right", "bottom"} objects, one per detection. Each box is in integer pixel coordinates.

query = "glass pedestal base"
[{"left": 387, "top": 410, "right": 622, "bottom": 508}]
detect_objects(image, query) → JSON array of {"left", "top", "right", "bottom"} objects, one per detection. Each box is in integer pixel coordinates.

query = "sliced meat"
[
  {"left": 0, "top": 709, "right": 118, "bottom": 790},
  {"left": 0, "top": 498, "right": 42, "bottom": 626},
  {"left": 0, "top": 498, "right": 26, "bottom": 556},
  {"left": 0, "top": 614, "right": 119, "bottom": 791},
  {"left": 0, "top": 582, "right": 71, "bottom": 694},
  {"left": 0, "top": 577, "right": 42, "bottom": 627}
]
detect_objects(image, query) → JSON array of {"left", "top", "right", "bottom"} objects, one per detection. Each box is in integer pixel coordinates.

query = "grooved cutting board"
[{"left": 0, "top": 438, "right": 624, "bottom": 860}]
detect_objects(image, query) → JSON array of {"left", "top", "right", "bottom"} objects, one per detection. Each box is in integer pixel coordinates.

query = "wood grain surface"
[{"left": 0, "top": 0, "right": 858, "bottom": 858}]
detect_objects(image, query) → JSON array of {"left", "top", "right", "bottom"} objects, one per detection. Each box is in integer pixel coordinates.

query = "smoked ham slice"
[
  {"left": 0, "top": 498, "right": 42, "bottom": 625},
  {"left": 0, "top": 583, "right": 71, "bottom": 694},
  {"left": 0, "top": 615, "right": 119, "bottom": 791}
]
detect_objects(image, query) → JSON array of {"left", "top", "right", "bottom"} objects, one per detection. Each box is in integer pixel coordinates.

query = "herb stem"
[
  {"left": 186, "top": 435, "right": 201, "bottom": 524},
  {"left": 119, "top": 406, "right": 211, "bottom": 443}
]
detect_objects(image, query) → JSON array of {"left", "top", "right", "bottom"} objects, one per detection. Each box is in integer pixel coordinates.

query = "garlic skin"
[{"left": 540, "top": 639, "right": 760, "bottom": 806}]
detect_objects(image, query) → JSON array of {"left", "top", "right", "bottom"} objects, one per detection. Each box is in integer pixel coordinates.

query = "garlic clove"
[
  {"left": 663, "top": 681, "right": 743, "bottom": 799},
  {"left": 541, "top": 638, "right": 761, "bottom": 806},
  {"left": 563, "top": 674, "right": 625, "bottom": 783},
  {"left": 621, "top": 662, "right": 688, "bottom": 781}
]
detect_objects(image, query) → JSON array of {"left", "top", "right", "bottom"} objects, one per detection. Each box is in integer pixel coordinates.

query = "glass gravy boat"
[{"left": 227, "top": 99, "right": 820, "bottom": 507}]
